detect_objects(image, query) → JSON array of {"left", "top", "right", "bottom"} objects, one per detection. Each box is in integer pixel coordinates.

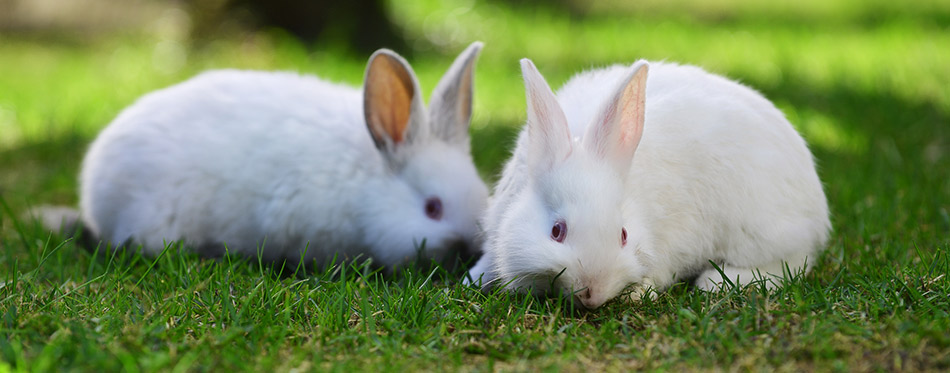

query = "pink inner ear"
[
  {"left": 591, "top": 99, "right": 620, "bottom": 159},
  {"left": 618, "top": 78, "right": 646, "bottom": 149},
  {"left": 586, "top": 63, "right": 648, "bottom": 164}
]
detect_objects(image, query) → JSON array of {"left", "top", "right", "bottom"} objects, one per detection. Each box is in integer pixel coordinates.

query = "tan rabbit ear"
[
  {"left": 521, "top": 58, "right": 573, "bottom": 174},
  {"left": 363, "top": 49, "right": 427, "bottom": 154},
  {"left": 583, "top": 60, "right": 649, "bottom": 176},
  {"left": 429, "top": 41, "right": 483, "bottom": 147}
]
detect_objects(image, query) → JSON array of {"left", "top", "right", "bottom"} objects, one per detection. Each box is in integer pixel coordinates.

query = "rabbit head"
[
  {"left": 359, "top": 42, "right": 489, "bottom": 268},
  {"left": 492, "top": 59, "right": 650, "bottom": 309}
]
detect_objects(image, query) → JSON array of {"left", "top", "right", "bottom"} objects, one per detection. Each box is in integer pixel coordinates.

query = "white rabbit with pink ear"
[
  {"left": 468, "top": 58, "right": 830, "bottom": 309},
  {"left": 78, "top": 42, "right": 488, "bottom": 270}
]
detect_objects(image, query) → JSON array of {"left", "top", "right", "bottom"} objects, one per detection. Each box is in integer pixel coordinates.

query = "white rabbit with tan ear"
[
  {"left": 468, "top": 58, "right": 830, "bottom": 309},
  {"left": 78, "top": 42, "right": 489, "bottom": 269}
]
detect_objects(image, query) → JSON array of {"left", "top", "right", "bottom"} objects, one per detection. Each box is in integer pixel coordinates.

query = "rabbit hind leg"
[{"left": 693, "top": 252, "right": 812, "bottom": 291}]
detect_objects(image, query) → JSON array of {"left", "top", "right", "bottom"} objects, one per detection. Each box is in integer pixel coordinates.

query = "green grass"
[{"left": 2, "top": 0, "right": 949, "bottom": 371}]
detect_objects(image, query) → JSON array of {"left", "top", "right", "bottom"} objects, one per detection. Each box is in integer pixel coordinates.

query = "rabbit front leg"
[
  {"left": 626, "top": 277, "right": 658, "bottom": 302},
  {"left": 625, "top": 256, "right": 685, "bottom": 302},
  {"left": 464, "top": 251, "right": 496, "bottom": 288}
]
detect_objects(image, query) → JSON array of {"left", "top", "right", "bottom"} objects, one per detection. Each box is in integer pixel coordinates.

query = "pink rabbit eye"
[
  {"left": 425, "top": 197, "right": 443, "bottom": 220},
  {"left": 622, "top": 227, "right": 628, "bottom": 246},
  {"left": 551, "top": 220, "right": 567, "bottom": 243}
]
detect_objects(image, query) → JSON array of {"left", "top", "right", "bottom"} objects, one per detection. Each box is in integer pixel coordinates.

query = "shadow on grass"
[
  {"left": 761, "top": 81, "right": 949, "bottom": 251},
  {"left": 0, "top": 132, "right": 89, "bottom": 210}
]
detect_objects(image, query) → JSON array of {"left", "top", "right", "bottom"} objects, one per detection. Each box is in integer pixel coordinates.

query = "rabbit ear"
[
  {"left": 428, "top": 41, "right": 483, "bottom": 146},
  {"left": 521, "top": 58, "right": 572, "bottom": 173},
  {"left": 363, "top": 49, "right": 428, "bottom": 155},
  {"left": 583, "top": 60, "right": 649, "bottom": 176}
]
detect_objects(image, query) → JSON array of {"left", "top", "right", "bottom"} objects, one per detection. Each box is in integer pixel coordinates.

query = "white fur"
[
  {"left": 469, "top": 59, "right": 830, "bottom": 309},
  {"left": 79, "top": 42, "right": 489, "bottom": 269}
]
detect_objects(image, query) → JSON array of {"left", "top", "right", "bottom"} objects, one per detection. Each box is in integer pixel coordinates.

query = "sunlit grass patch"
[{"left": 1, "top": 0, "right": 949, "bottom": 370}]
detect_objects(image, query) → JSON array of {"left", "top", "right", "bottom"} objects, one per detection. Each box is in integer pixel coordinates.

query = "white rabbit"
[
  {"left": 78, "top": 42, "right": 489, "bottom": 269},
  {"left": 468, "top": 58, "right": 830, "bottom": 309}
]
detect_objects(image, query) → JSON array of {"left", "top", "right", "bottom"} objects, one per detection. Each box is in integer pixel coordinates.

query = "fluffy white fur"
[
  {"left": 469, "top": 59, "right": 830, "bottom": 309},
  {"left": 79, "top": 42, "right": 489, "bottom": 269}
]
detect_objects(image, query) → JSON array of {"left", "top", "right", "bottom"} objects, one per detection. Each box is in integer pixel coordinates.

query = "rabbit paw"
[{"left": 627, "top": 278, "right": 658, "bottom": 302}]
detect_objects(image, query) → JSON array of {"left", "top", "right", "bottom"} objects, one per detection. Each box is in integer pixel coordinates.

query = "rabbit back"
[{"left": 80, "top": 70, "right": 380, "bottom": 261}]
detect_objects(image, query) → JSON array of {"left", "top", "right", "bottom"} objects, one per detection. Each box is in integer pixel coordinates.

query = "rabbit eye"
[
  {"left": 551, "top": 220, "right": 567, "bottom": 243},
  {"left": 425, "top": 197, "right": 443, "bottom": 220},
  {"left": 622, "top": 227, "right": 628, "bottom": 246}
]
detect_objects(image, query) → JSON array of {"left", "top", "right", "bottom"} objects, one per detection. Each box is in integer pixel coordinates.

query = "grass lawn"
[{"left": 2, "top": 0, "right": 949, "bottom": 370}]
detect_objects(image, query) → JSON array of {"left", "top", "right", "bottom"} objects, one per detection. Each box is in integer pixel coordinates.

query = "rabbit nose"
[{"left": 576, "top": 288, "right": 606, "bottom": 310}]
